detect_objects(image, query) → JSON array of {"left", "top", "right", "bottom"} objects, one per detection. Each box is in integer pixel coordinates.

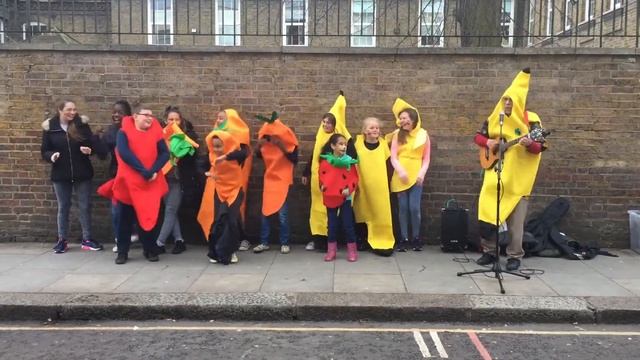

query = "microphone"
[{"left": 499, "top": 112, "right": 504, "bottom": 126}]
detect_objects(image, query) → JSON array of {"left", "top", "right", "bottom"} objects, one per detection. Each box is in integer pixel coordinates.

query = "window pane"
[
  {"left": 285, "top": 0, "right": 306, "bottom": 22},
  {"left": 154, "top": 0, "right": 172, "bottom": 11},
  {"left": 286, "top": 25, "right": 305, "bottom": 45}
]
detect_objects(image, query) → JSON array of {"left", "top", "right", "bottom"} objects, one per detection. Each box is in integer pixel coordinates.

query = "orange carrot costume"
[
  {"left": 256, "top": 112, "right": 299, "bottom": 216},
  {"left": 217, "top": 109, "right": 252, "bottom": 222},
  {"left": 197, "top": 130, "right": 243, "bottom": 240}
]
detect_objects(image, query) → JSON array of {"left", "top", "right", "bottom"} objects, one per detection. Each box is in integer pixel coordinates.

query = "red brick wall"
[{"left": 1, "top": 49, "right": 638, "bottom": 248}]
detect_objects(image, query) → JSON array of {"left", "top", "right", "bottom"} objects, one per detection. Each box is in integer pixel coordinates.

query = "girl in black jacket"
[{"left": 41, "top": 100, "right": 105, "bottom": 253}]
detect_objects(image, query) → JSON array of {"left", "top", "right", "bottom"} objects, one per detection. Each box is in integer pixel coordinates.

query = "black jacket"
[
  {"left": 40, "top": 115, "right": 104, "bottom": 182},
  {"left": 100, "top": 122, "right": 121, "bottom": 178}
]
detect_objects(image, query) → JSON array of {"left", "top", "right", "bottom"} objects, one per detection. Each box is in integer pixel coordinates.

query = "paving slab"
[
  {"left": 334, "top": 274, "right": 406, "bottom": 293},
  {"left": 115, "top": 268, "right": 203, "bottom": 293},
  {"left": 43, "top": 274, "right": 130, "bottom": 293},
  {"left": 189, "top": 273, "right": 265, "bottom": 293}
]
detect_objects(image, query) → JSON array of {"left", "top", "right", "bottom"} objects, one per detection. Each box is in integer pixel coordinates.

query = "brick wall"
[{"left": 1, "top": 48, "right": 639, "bottom": 248}]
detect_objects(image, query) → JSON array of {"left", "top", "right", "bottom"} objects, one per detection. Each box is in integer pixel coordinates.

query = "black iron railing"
[{"left": 0, "top": 0, "right": 637, "bottom": 48}]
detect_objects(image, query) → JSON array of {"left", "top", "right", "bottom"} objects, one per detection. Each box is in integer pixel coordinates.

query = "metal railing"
[{"left": 0, "top": 0, "right": 637, "bottom": 48}]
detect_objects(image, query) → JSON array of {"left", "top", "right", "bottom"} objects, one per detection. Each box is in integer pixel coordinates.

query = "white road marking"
[
  {"left": 430, "top": 331, "right": 448, "bottom": 358},
  {"left": 413, "top": 330, "right": 432, "bottom": 358}
]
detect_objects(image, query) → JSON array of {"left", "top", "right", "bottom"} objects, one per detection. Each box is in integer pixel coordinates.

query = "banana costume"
[
  {"left": 353, "top": 134, "right": 395, "bottom": 251},
  {"left": 478, "top": 70, "right": 542, "bottom": 225},
  {"left": 309, "top": 93, "right": 351, "bottom": 236},
  {"left": 387, "top": 98, "right": 429, "bottom": 193}
]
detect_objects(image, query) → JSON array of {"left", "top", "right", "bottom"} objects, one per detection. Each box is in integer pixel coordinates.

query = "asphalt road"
[{"left": 0, "top": 321, "right": 638, "bottom": 360}]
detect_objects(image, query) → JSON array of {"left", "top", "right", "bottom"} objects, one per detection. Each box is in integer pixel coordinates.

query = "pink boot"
[
  {"left": 347, "top": 242, "right": 358, "bottom": 262},
  {"left": 324, "top": 242, "right": 337, "bottom": 262}
]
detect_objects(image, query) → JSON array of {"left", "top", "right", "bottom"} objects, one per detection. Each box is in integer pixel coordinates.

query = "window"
[
  {"left": 580, "top": 0, "right": 595, "bottom": 23},
  {"left": 0, "top": 19, "right": 4, "bottom": 44},
  {"left": 148, "top": 0, "right": 173, "bottom": 45},
  {"left": 501, "top": 0, "right": 514, "bottom": 47},
  {"left": 351, "top": 0, "right": 376, "bottom": 47},
  {"left": 283, "top": 0, "right": 307, "bottom": 46},
  {"left": 22, "top": 22, "right": 48, "bottom": 41},
  {"left": 216, "top": 0, "right": 241, "bottom": 46},
  {"left": 419, "top": 0, "right": 445, "bottom": 47},
  {"left": 564, "top": 0, "right": 573, "bottom": 30},
  {"left": 546, "top": 0, "right": 553, "bottom": 36},
  {"left": 608, "top": 0, "right": 624, "bottom": 11}
]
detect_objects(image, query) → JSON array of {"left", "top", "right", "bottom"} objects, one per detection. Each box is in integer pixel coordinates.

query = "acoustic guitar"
[{"left": 479, "top": 127, "right": 549, "bottom": 170}]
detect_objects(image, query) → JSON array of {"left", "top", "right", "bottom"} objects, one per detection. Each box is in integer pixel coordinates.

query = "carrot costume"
[
  {"left": 256, "top": 112, "right": 299, "bottom": 216},
  {"left": 197, "top": 130, "right": 245, "bottom": 264}
]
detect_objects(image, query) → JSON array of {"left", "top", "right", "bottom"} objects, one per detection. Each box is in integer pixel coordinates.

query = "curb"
[{"left": 0, "top": 293, "right": 639, "bottom": 324}]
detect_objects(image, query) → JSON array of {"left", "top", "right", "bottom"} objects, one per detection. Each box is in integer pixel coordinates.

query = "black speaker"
[{"left": 440, "top": 199, "right": 469, "bottom": 253}]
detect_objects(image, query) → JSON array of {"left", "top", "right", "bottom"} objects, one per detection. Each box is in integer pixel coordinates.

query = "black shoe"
[
  {"left": 396, "top": 239, "right": 409, "bottom": 252},
  {"left": 115, "top": 253, "right": 128, "bottom": 265},
  {"left": 476, "top": 253, "right": 497, "bottom": 266},
  {"left": 144, "top": 251, "right": 159, "bottom": 262},
  {"left": 506, "top": 258, "right": 521, "bottom": 271},
  {"left": 171, "top": 241, "right": 186, "bottom": 254},
  {"left": 411, "top": 237, "right": 423, "bottom": 251},
  {"left": 157, "top": 246, "right": 166, "bottom": 254}
]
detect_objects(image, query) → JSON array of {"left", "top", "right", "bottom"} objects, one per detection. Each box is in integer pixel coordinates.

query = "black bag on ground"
[
  {"left": 549, "top": 227, "right": 618, "bottom": 260},
  {"left": 523, "top": 197, "right": 570, "bottom": 256},
  {"left": 440, "top": 199, "right": 468, "bottom": 253}
]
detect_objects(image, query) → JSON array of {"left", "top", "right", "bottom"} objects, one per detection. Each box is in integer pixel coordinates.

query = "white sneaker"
[
  {"left": 305, "top": 241, "right": 315, "bottom": 251},
  {"left": 112, "top": 239, "right": 118, "bottom": 253},
  {"left": 238, "top": 240, "right": 251, "bottom": 251},
  {"left": 253, "top": 244, "right": 270, "bottom": 253},
  {"left": 280, "top": 245, "right": 290, "bottom": 254},
  {"left": 208, "top": 257, "right": 217, "bottom": 264},
  {"left": 231, "top": 253, "right": 239, "bottom": 264},
  {"left": 131, "top": 234, "right": 139, "bottom": 243}
]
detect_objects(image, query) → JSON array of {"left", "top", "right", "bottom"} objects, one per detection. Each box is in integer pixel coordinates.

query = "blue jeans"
[
  {"left": 156, "top": 181, "right": 183, "bottom": 246},
  {"left": 259, "top": 200, "right": 290, "bottom": 246},
  {"left": 327, "top": 200, "right": 357, "bottom": 244},
  {"left": 397, "top": 183, "right": 423, "bottom": 241},
  {"left": 52, "top": 180, "right": 92, "bottom": 240}
]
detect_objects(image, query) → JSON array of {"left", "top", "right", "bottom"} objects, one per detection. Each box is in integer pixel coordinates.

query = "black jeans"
[{"left": 116, "top": 202, "right": 160, "bottom": 256}]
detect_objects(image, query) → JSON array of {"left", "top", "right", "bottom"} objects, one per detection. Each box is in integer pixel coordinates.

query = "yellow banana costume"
[
  {"left": 309, "top": 93, "right": 351, "bottom": 236},
  {"left": 353, "top": 134, "right": 395, "bottom": 251},
  {"left": 478, "top": 70, "right": 542, "bottom": 225},
  {"left": 388, "top": 98, "right": 429, "bottom": 193}
]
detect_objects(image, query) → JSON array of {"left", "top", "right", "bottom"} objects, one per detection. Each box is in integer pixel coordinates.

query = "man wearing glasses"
[{"left": 111, "top": 108, "right": 169, "bottom": 264}]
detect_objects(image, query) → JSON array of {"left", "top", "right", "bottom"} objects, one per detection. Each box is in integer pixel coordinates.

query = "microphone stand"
[{"left": 457, "top": 113, "right": 530, "bottom": 294}]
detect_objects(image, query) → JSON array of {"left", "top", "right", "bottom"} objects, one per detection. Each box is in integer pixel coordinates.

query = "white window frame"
[
  {"left": 350, "top": 0, "right": 376, "bottom": 47},
  {"left": 22, "top": 21, "right": 48, "bottom": 41},
  {"left": 501, "top": 0, "right": 514, "bottom": 47},
  {"left": 564, "top": 0, "right": 573, "bottom": 30},
  {"left": 546, "top": 0, "right": 553, "bottom": 36},
  {"left": 147, "top": 0, "right": 174, "bottom": 46},
  {"left": 216, "top": 0, "right": 242, "bottom": 46},
  {"left": 283, "top": 0, "right": 308, "bottom": 46},
  {"left": 527, "top": 0, "right": 535, "bottom": 45},
  {"left": 419, "top": 0, "right": 445, "bottom": 47},
  {"left": 580, "top": 0, "right": 596, "bottom": 23},
  {"left": 0, "top": 19, "right": 4, "bottom": 44}
]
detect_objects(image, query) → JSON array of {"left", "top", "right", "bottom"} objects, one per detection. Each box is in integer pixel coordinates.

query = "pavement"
[{"left": 0, "top": 242, "right": 639, "bottom": 324}]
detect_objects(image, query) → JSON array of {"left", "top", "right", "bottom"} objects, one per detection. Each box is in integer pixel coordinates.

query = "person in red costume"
[
  {"left": 111, "top": 108, "right": 169, "bottom": 265},
  {"left": 318, "top": 134, "right": 360, "bottom": 262}
]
